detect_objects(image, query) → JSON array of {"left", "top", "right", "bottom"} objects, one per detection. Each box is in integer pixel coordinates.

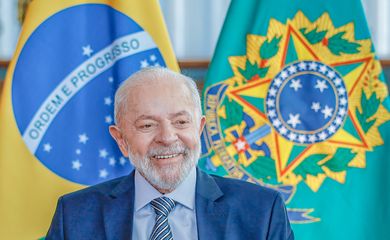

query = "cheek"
[
  {"left": 127, "top": 134, "right": 155, "bottom": 156},
  {"left": 179, "top": 132, "right": 200, "bottom": 149}
]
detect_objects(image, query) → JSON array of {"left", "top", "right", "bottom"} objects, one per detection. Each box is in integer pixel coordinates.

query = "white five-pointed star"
[
  {"left": 99, "top": 149, "right": 108, "bottom": 158},
  {"left": 150, "top": 55, "right": 157, "bottom": 61},
  {"left": 298, "top": 135, "right": 307, "bottom": 143},
  {"left": 287, "top": 113, "right": 301, "bottom": 128},
  {"left": 140, "top": 60, "right": 149, "bottom": 68},
  {"left": 104, "top": 97, "right": 112, "bottom": 105},
  {"left": 82, "top": 45, "right": 94, "bottom": 57},
  {"left": 311, "top": 102, "right": 321, "bottom": 112},
  {"left": 272, "top": 119, "right": 282, "bottom": 127},
  {"left": 75, "top": 149, "right": 81, "bottom": 155},
  {"left": 269, "top": 88, "right": 277, "bottom": 96},
  {"left": 108, "top": 77, "right": 114, "bottom": 83},
  {"left": 43, "top": 143, "right": 52, "bottom": 152},
  {"left": 338, "top": 87, "right": 346, "bottom": 95},
  {"left": 78, "top": 133, "right": 89, "bottom": 144},
  {"left": 109, "top": 157, "right": 116, "bottom": 166},
  {"left": 289, "top": 79, "right": 302, "bottom": 91},
  {"left": 328, "top": 125, "right": 337, "bottom": 134},
  {"left": 268, "top": 110, "right": 276, "bottom": 118},
  {"left": 309, "top": 62, "right": 318, "bottom": 70},
  {"left": 339, "top": 108, "right": 347, "bottom": 116},
  {"left": 279, "top": 126, "right": 288, "bottom": 135},
  {"left": 154, "top": 62, "right": 160, "bottom": 67},
  {"left": 288, "top": 133, "right": 297, "bottom": 141},
  {"left": 334, "top": 78, "right": 342, "bottom": 86},
  {"left": 298, "top": 62, "right": 307, "bottom": 70},
  {"left": 274, "top": 78, "right": 283, "bottom": 86},
  {"left": 288, "top": 65, "right": 297, "bottom": 74},
  {"left": 105, "top": 115, "right": 113, "bottom": 124},
  {"left": 308, "top": 135, "right": 317, "bottom": 142},
  {"left": 327, "top": 71, "right": 336, "bottom": 79},
  {"left": 319, "top": 65, "right": 327, "bottom": 74},
  {"left": 119, "top": 157, "right": 127, "bottom": 165},
  {"left": 266, "top": 99, "right": 275, "bottom": 107},
  {"left": 72, "top": 160, "right": 82, "bottom": 171},
  {"left": 318, "top": 132, "right": 328, "bottom": 140},
  {"left": 315, "top": 79, "right": 329, "bottom": 92},
  {"left": 280, "top": 71, "right": 288, "bottom": 79},
  {"left": 340, "top": 97, "right": 348, "bottom": 105},
  {"left": 335, "top": 117, "right": 343, "bottom": 125},
  {"left": 99, "top": 169, "right": 108, "bottom": 178},
  {"left": 321, "top": 105, "right": 334, "bottom": 119}
]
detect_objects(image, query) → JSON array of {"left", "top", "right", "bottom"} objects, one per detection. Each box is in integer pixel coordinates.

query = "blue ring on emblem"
[
  {"left": 265, "top": 61, "right": 348, "bottom": 144},
  {"left": 12, "top": 4, "right": 166, "bottom": 185}
]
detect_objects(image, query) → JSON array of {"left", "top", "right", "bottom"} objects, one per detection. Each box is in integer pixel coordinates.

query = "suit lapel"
[
  {"left": 103, "top": 171, "right": 135, "bottom": 240},
  {"left": 195, "top": 169, "right": 229, "bottom": 240}
]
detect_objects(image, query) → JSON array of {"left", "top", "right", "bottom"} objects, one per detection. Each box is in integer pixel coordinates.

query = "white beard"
[{"left": 128, "top": 141, "right": 201, "bottom": 192}]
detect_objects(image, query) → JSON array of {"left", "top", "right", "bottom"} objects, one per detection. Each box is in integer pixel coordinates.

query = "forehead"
[{"left": 126, "top": 78, "right": 195, "bottom": 119}]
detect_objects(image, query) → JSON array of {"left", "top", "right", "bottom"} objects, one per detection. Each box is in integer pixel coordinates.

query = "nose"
[{"left": 155, "top": 122, "right": 178, "bottom": 145}]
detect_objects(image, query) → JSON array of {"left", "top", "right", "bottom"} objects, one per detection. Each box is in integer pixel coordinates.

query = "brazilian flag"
[
  {"left": 0, "top": 0, "right": 177, "bottom": 238},
  {"left": 200, "top": 0, "right": 390, "bottom": 239}
]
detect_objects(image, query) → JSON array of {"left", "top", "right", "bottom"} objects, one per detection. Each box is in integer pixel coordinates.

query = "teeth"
[{"left": 154, "top": 153, "right": 179, "bottom": 159}]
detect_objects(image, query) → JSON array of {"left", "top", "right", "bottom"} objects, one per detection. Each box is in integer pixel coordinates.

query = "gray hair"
[{"left": 114, "top": 67, "right": 202, "bottom": 125}]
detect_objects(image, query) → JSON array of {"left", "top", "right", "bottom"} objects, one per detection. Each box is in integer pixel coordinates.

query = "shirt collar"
[{"left": 134, "top": 167, "right": 197, "bottom": 212}]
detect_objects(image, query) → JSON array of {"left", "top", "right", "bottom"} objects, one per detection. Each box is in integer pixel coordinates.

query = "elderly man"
[{"left": 47, "top": 68, "right": 294, "bottom": 239}]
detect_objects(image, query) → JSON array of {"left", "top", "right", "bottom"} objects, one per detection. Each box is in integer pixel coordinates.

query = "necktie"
[{"left": 149, "top": 196, "right": 176, "bottom": 240}]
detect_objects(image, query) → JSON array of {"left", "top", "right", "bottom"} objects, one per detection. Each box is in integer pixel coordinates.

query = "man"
[{"left": 47, "top": 67, "right": 294, "bottom": 239}]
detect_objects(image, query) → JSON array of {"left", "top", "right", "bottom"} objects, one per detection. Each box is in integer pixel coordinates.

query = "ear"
[
  {"left": 198, "top": 115, "right": 206, "bottom": 135},
  {"left": 109, "top": 125, "right": 129, "bottom": 157}
]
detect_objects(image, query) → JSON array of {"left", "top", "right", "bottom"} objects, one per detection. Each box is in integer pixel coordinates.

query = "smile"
[{"left": 153, "top": 153, "right": 181, "bottom": 159}]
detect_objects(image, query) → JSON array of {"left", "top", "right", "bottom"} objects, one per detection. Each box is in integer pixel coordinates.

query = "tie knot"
[{"left": 150, "top": 197, "right": 176, "bottom": 217}]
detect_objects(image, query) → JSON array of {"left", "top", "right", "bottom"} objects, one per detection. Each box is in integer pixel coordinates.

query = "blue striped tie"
[{"left": 149, "top": 197, "right": 176, "bottom": 240}]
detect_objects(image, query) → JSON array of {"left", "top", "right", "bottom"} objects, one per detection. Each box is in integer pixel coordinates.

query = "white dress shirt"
[{"left": 132, "top": 167, "right": 198, "bottom": 240}]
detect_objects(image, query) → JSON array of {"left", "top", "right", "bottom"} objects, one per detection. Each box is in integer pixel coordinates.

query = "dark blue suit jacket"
[{"left": 47, "top": 169, "right": 294, "bottom": 239}]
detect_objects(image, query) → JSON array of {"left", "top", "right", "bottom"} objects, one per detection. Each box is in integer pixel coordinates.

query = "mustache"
[{"left": 146, "top": 143, "right": 188, "bottom": 157}]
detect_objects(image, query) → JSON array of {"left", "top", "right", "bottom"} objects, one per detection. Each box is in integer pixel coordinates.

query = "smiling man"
[{"left": 46, "top": 67, "right": 294, "bottom": 240}]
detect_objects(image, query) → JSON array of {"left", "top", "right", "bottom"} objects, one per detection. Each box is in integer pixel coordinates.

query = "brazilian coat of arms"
[{"left": 200, "top": 11, "right": 390, "bottom": 223}]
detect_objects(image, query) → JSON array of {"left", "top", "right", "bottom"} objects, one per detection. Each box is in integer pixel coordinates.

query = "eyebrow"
[{"left": 135, "top": 111, "right": 192, "bottom": 122}]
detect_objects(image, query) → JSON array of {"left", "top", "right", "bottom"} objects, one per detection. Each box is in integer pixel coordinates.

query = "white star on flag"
[
  {"left": 319, "top": 65, "right": 327, "bottom": 74},
  {"left": 298, "top": 135, "right": 307, "bottom": 143},
  {"left": 82, "top": 45, "right": 94, "bottom": 57},
  {"left": 279, "top": 126, "right": 288, "bottom": 135},
  {"left": 154, "top": 62, "right": 160, "bottom": 67},
  {"left": 311, "top": 102, "right": 321, "bottom": 112},
  {"left": 269, "top": 88, "right": 277, "bottom": 96},
  {"left": 78, "top": 133, "right": 89, "bottom": 144},
  {"left": 334, "top": 78, "right": 342, "bottom": 86},
  {"left": 338, "top": 87, "right": 346, "bottom": 95},
  {"left": 104, "top": 97, "right": 112, "bottom": 105},
  {"left": 150, "top": 54, "right": 157, "bottom": 61},
  {"left": 268, "top": 110, "right": 276, "bottom": 118},
  {"left": 105, "top": 115, "right": 113, "bottom": 124},
  {"left": 99, "top": 169, "right": 108, "bottom": 178},
  {"left": 266, "top": 99, "right": 275, "bottom": 107},
  {"left": 119, "top": 157, "right": 127, "bottom": 165},
  {"left": 314, "top": 79, "right": 328, "bottom": 92},
  {"left": 309, "top": 62, "right": 318, "bottom": 70},
  {"left": 108, "top": 77, "right": 114, "bottom": 83},
  {"left": 339, "top": 108, "right": 347, "bottom": 116},
  {"left": 318, "top": 132, "right": 328, "bottom": 140},
  {"left": 140, "top": 60, "right": 149, "bottom": 68},
  {"left": 109, "top": 157, "right": 116, "bottom": 166},
  {"left": 43, "top": 143, "right": 52, "bottom": 152},
  {"left": 287, "top": 65, "right": 297, "bottom": 74},
  {"left": 309, "top": 134, "right": 317, "bottom": 143},
  {"left": 327, "top": 71, "right": 336, "bottom": 79},
  {"left": 289, "top": 79, "right": 302, "bottom": 91},
  {"left": 328, "top": 125, "right": 337, "bottom": 134},
  {"left": 287, "top": 113, "right": 301, "bottom": 128},
  {"left": 335, "top": 117, "right": 343, "bottom": 125},
  {"left": 75, "top": 149, "right": 81, "bottom": 155},
  {"left": 272, "top": 119, "right": 282, "bottom": 127},
  {"left": 72, "top": 160, "right": 82, "bottom": 171},
  {"left": 99, "top": 149, "right": 108, "bottom": 158},
  {"left": 280, "top": 71, "right": 288, "bottom": 79},
  {"left": 340, "top": 97, "right": 348, "bottom": 105},
  {"left": 288, "top": 132, "right": 297, "bottom": 141},
  {"left": 298, "top": 62, "right": 307, "bottom": 70},
  {"left": 321, "top": 105, "right": 334, "bottom": 119},
  {"left": 274, "top": 78, "right": 283, "bottom": 86}
]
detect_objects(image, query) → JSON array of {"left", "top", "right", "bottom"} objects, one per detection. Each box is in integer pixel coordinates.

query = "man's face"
[{"left": 110, "top": 78, "right": 205, "bottom": 192}]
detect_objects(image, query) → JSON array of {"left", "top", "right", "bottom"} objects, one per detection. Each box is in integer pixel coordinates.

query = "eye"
[
  {"left": 174, "top": 119, "right": 190, "bottom": 128},
  {"left": 136, "top": 121, "right": 157, "bottom": 132}
]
